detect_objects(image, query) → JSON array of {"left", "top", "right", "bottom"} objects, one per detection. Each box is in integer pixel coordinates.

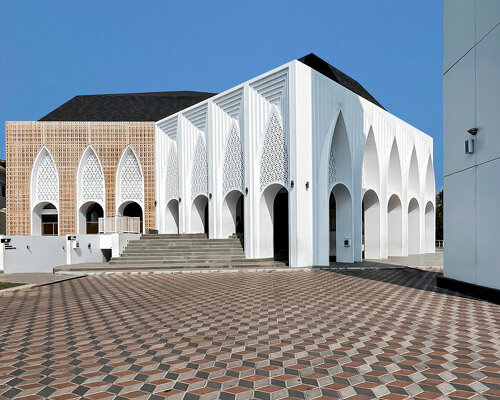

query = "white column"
[{"left": 288, "top": 61, "right": 313, "bottom": 267}]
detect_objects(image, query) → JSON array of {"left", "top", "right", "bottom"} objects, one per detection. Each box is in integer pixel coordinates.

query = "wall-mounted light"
[
  {"left": 245, "top": 187, "right": 249, "bottom": 195},
  {"left": 88, "top": 243, "right": 92, "bottom": 249},
  {"left": 290, "top": 180, "right": 294, "bottom": 189},
  {"left": 178, "top": 197, "right": 182, "bottom": 203},
  {"left": 305, "top": 181, "right": 310, "bottom": 190},
  {"left": 26, "top": 245, "right": 30, "bottom": 250},
  {"left": 467, "top": 127, "right": 478, "bottom": 136},
  {"left": 209, "top": 193, "right": 212, "bottom": 200},
  {"left": 465, "top": 139, "right": 474, "bottom": 154}
]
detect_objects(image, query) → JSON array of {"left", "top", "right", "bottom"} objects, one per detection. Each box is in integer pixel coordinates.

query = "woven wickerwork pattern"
[
  {"left": 165, "top": 144, "right": 179, "bottom": 202},
  {"left": 191, "top": 134, "right": 208, "bottom": 200},
  {"left": 6, "top": 121, "right": 156, "bottom": 235},
  {"left": 222, "top": 124, "right": 244, "bottom": 196},
  {"left": 260, "top": 109, "right": 288, "bottom": 191},
  {"left": 81, "top": 150, "right": 105, "bottom": 203},
  {"left": 35, "top": 152, "right": 59, "bottom": 203}
]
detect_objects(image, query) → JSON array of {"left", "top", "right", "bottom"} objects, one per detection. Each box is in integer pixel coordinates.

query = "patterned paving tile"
[{"left": 0, "top": 269, "right": 498, "bottom": 399}]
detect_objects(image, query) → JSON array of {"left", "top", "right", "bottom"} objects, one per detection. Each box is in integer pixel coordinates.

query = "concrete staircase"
[{"left": 55, "top": 234, "right": 288, "bottom": 274}]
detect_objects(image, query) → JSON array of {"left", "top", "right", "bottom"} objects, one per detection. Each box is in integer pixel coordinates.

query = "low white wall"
[
  {"left": 100, "top": 233, "right": 140, "bottom": 258},
  {"left": 1, "top": 234, "right": 108, "bottom": 273},
  {"left": 68, "top": 235, "right": 107, "bottom": 265},
  {"left": 1, "top": 236, "right": 66, "bottom": 273}
]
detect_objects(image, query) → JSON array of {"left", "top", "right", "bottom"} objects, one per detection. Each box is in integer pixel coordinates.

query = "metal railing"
[
  {"left": 98, "top": 216, "right": 141, "bottom": 234},
  {"left": 435, "top": 240, "right": 444, "bottom": 248}
]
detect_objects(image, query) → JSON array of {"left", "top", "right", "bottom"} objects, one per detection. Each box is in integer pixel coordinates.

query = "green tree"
[{"left": 436, "top": 189, "right": 443, "bottom": 240}]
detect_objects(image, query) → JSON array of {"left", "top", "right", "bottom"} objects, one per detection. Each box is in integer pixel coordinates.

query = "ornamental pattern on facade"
[
  {"left": 165, "top": 145, "right": 179, "bottom": 202},
  {"left": 191, "top": 135, "right": 208, "bottom": 200},
  {"left": 119, "top": 149, "right": 143, "bottom": 202},
  {"left": 36, "top": 153, "right": 59, "bottom": 203},
  {"left": 222, "top": 124, "right": 244, "bottom": 196},
  {"left": 81, "top": 151, "right": 105, "bottom": 203},
  {"left": 259, "top": 110, "right": 288, "bottom": 191},
  {"left": 329, "top": 142, "right": 337, "bottom": 184}
]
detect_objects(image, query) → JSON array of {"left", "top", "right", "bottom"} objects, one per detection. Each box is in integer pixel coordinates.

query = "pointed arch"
[
  {"left": 425, "top": 155, "right": 435, "bottom": 200},
  {"left": 260, "top": 106, "right": 288, "bottom": 191},
  {"left": 31, "top": 147, "right": 59, "bottom": 235},
  {"left": 408, "top": 148, "right": 420, "bottom": 199},
  {"left": 425, "top": 201, "right": 435, "bottom": 253},
  {"left": 388, "top": 194, "right": 403, "bottom": 256},
  {"left": 222, "top": 122, "right": 244, "bottom": 196},
  {"left": 31, "top": 146, "right": 59, "bottom": 208},
  {"left": 165, "top": 143, "right": 179, "bottom": 203},
  {"left": 362, "top": 127, "right": 380, "bottom": 193},
  {"left": 191, "top": 134, "right": 208, "bottom": 200},
  {"left": 116, "top": 146, "right": 144, "bottom": 210},
  {"left": 363, "top": 189, "right": 381, "bottom": 259},
  {"left": 77, "top": 145, "right": 105, "bottom": 207},
  {"left": 408, "top": 198, "right": 420, "bottom": 254},
  {"left": 328, "top": 111, "right": 352, "bottom": 192},
  {"left": 387, "top": 139, "right": 402, "bottom": 197}
]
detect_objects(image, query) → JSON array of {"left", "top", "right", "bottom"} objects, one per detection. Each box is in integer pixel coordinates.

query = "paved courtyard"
[{"left": 0, "top": 270, "right": 499, "bottom": 400}]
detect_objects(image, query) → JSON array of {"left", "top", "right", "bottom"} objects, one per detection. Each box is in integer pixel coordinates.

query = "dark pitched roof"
[
  {"left": 39, "top": 91, "right": 216, "bottom": 122},
  {"left": 298, "top": 53, "right": 384, "bottom": 110}
]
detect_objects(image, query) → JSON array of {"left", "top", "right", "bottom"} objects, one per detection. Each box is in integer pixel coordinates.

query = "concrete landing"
[
  {"left": 54, "top": 263, "right": 306, "bottom": 275},
  {"left": 326, "top": 250, "right": 443, "bottom": 272}
]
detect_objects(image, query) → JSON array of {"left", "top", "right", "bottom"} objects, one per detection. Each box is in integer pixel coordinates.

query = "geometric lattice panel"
[
  {"left": 119, "top": 147, "right": 144, "bottom": 204},
  {"left": 35, "top": 149, "right": 59, "bottom": 204},
  {"left": 191, "top": 134, "right": 208, "bottom": 200},
  {"left": 80, "top": 148, "right": 105, "bottom": 204},
  {"left": 222, "top": 123, "right": 244, "bottom": 197},
  {"left": 165, "top": 144, "right": 179, "bottom": 203},
  {"left": 260, "top": 108, "right": 288, "bottom": 191},
  {"left": 328, "top": 140, "right": 337, "bottom": 184}
]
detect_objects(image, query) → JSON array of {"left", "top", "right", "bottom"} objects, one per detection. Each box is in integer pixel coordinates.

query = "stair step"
[{"left": 104, "top": 233, "right": 287, "bottom": 271}]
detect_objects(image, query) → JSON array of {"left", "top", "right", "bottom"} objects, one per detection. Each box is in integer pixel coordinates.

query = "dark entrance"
[
  {"left": 273, "top": 188, "right": 289, "bottom": 264},
  {"left": 41, "top": 203, "right": 58, "bottom": 236},
  {"left": 85, "top": 203, "right": 104, "bottom": 234},
  {"left": 329, "top": 192, "right": 336, "bottom": 261},
  {"left": 123, "top": 202, "right": 143, "bottom": 232}
]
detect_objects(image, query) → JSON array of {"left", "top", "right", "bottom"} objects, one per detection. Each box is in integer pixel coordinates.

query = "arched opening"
[
  {"left": 329, "top": 184, "right": 353, "bottom": 262},
  {"left": 362, "top": 190, "right": 380, "bottom": 259},
  {"left": 78, "top": 202, "right": 104, "bottom": 234},
  {"left": 32, "top": 202, "right": 58, "bottom": 236},
  {"left": 362, "top": 128, "right": 380, "bottom": 192},
  {"left": 387, "top": 194, "right": 403, "bottom": 256},
  {"left": 165, "top": 199, "right": 179, "bottom": 234},
  {"left": 192, "top": 195, "right": 208, "bottom": 234},
  {"left": 222, "top": 190, "right": 244, "bottom": 240},
  {"left": 259, "top": 184, "right": 288, "bottom": 264},
  {"left": 117, "top": 201, "right": 143, "bottom": 233},
  {"left": 408, "top": 148, "right": 420, "bottom": 199},
  {"left": 425, "top": 156, "right": 435, "bottom": 200},
  {"left": 388, "top": 139, "right": 402, "bottom": 197},
  {"left": 408, "top": 198, "right": 420, "bottom": 254},
  {"left": 273, "top": 188, "right": 289, "bottom": 264},
  {"left": 425, "top": 201, "right": 435, "bottom": 253}
]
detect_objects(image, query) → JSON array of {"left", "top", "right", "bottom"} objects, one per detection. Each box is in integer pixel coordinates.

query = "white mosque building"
[
  {"left": 4, "top": 54, "right": 435, "bottom": 272},
  {"left": 155, "top": 54, "right": 436, "bottom": 267}
]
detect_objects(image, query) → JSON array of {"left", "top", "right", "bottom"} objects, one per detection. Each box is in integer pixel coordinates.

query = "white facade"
[
  {"left": 443, "top": 0, "right": 500, "bottom": 289},
  {"left": 156, "top": 60, "right": 435, "bottom": 267}
]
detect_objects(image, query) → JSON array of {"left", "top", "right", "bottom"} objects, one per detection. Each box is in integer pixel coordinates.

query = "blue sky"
[{"left": 0, "top": 0, "right": 443, "bottom": 188}]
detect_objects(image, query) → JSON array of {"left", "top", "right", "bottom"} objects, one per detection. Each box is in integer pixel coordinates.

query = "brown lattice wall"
[{"left": 6, "top": 121, "right": 156, "bottom": 236}]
